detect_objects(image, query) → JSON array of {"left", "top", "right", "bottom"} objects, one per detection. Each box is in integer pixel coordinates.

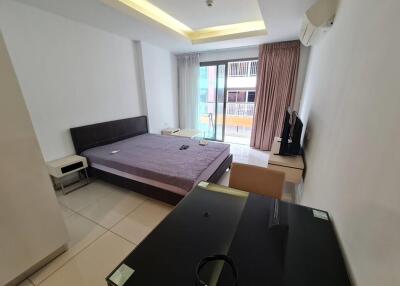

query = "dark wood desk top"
[{"left": 107, "top": 183, "right": 351, "bottom": 286}]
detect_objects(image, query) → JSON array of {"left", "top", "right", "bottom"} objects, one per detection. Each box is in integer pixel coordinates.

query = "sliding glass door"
[
  {"left": 198, "top": 58, "right": 258, "bottom": 144},
  {"left": 198, "top": 63, "right": 226, "bottom": 141}
]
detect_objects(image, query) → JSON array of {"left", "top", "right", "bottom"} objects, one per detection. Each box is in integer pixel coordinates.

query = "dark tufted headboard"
[{"left": 70, "top": 116, "right": 148, "bottom": 154}]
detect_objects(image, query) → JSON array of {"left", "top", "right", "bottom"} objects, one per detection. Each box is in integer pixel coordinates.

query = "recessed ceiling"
[
  {"left": 258, "top": 0, "right": 317, "bottom": 43},
  {"left": 14, "top": 0, "right": 317, "bottom": 53},
  {"left": 102, "top": 0, "right": 267, "bottom": 44},
  {"left": 150, "top": 0, "right": 263, "bottom": 30}
]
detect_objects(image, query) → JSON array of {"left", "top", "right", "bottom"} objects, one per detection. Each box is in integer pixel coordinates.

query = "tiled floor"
[
  {"left": 19, "top": 143, "right": 283, "bottom": 286},
  {"left": 21, "top": 181, "right": 172, "bottom": 286}
]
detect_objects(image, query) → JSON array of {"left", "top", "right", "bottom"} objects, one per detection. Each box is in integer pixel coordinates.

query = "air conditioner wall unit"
[{"left": 300, "top": 0, "right": 338, "bottom": 46}]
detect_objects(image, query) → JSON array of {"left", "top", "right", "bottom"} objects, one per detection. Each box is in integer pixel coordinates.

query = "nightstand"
[
  {"left": 46, "top": 155, "right": 89, "bottom": 195},
  {"left": 161, "top": 127, "right": 180, "bottom": 135},
  {"left": 170, "top": 129, "right": 203, "bottom": 139},
  {"left": 268, "top": 137, "right": 304, "bottom": 184}
]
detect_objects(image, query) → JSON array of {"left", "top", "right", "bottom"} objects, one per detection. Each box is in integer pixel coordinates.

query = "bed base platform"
[
  {"left": 89, "top": 154, "right": 233, "bottom": 205},
  {"left": 70, "top": 116, "right": 233, "bottom": 205}
]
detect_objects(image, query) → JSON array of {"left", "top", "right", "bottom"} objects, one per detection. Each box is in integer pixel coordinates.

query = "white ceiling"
[
  {"left": 150, "top": 0, "right": 263, "bottom": 29},
  {"left": 259, "top": 0, "right": 318, "bottom": 43},
  {"left": 14, "top": 0, "right": 317, "bottom": 53}
]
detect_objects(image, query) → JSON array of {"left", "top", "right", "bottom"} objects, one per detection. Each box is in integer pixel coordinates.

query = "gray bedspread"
[{"left": 82, "top": 134, "right": 230, "bottom": 192}]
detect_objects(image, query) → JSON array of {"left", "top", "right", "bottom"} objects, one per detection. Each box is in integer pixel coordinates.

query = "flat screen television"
[{"left": 279, "top": 108, "right": 303, "bottom": 156}]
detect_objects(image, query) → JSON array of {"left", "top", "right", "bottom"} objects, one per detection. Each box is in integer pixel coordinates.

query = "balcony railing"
[
  {"left": 228, "top": 60, "right": 258, "bottom": 77},
  {"left": 224, "top": 102, "right": 254, "bottom": 139},
  {"left": 225, "top": 102, "right": 255, "bottom": 117}
]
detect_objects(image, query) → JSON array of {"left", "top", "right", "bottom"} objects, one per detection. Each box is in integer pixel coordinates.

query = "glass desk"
[{"left": 106, "top": 183, "right": 351, "bottom": 286}]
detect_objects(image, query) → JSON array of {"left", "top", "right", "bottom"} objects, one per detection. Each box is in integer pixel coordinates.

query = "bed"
[{"left": 70, "top": 116, "right": 233, "bottom": 205}]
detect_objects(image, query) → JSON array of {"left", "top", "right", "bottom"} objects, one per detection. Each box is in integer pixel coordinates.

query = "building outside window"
[{"left": 198, "top": 59, "right": 258, "bottom": 145}]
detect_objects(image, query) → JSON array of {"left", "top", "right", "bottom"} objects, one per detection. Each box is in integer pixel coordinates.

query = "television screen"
[{"left": 279, "top": 108, "right": 302, "bottom": 156}]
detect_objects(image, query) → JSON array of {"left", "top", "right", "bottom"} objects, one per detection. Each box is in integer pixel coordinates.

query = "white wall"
[
  {"left": 199, "top": 46, "right": 259, "bottom": 62},
  {"left": 293, "top": 45, "right": 310, "bottom": 112},
  {"left": 299, "top": 0, "right": 400, "bottom": 285},
  {"left": 0, "top": 30, "right": 68, "bottom": 286},
  {"left": 137, "top": 41, "right": 179, "bottom": 133},
  {"left": 0, "top": 0, "right": 145, "bottom": 161}
]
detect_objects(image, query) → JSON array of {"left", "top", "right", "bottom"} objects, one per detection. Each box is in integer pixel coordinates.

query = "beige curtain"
[
  {"left": 250, "top": 41, "right": 300, "bottom": 150},
  {"left": 177, "top": 53, "right": 200, "bottom": 129}
]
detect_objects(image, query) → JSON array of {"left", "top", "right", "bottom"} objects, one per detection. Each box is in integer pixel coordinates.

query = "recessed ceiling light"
[{"left": 206, "top": 0, "right": 215, "bottom": 7}]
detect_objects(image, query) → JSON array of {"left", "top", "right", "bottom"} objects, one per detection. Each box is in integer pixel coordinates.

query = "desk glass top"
[{"left": 106, "top": 183, "right": 351, "bottom": 286}]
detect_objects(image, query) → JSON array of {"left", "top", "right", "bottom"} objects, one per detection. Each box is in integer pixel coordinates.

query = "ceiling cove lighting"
[
  {"left": 104, "top": 0, "right": 267, "bottom": 43},
  {"left": 117, "top": 0, "right": 193, "bottom": 36},
  {"left": 189, "top": 21, "right": 267, "bottom": 44}
]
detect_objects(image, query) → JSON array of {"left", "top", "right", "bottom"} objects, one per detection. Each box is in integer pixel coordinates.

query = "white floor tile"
[
  {"left": 78, "top": 186, "right": 147, "bottom": 229},
  {"left": 17, "top": 280, "right": 34, "bottom": 286},
  {"left": 229, "top": 143, "right": 269, "bottom": 167},
  {"left": 30, "top": 213, "right": 106, "bottom": 285},
  {"left": 59, "top": 203, "right": 74, "bottom": 219},
  {"left": 38, "top": 232, "right": 135, "bottom": 286},
  {"left": 111, "top": 199, "right": 173, "bottom": 244},
  {"left": 57, "top": 181, "right": 116, "bottom": 212}
]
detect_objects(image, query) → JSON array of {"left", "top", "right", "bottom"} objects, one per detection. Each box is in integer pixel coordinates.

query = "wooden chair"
[{"left": 228, "top": 162, "right": 285, "bottom": 199}]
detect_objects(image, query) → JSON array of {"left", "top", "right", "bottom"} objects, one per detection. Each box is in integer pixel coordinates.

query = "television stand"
[{"left": 268, "top": 137, "right": 304, "bottom": 184}]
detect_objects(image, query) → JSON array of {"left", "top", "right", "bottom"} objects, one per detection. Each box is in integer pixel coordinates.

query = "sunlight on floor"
[{"left": 224, "top": 136, "right": 251, "bottom": 145}]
